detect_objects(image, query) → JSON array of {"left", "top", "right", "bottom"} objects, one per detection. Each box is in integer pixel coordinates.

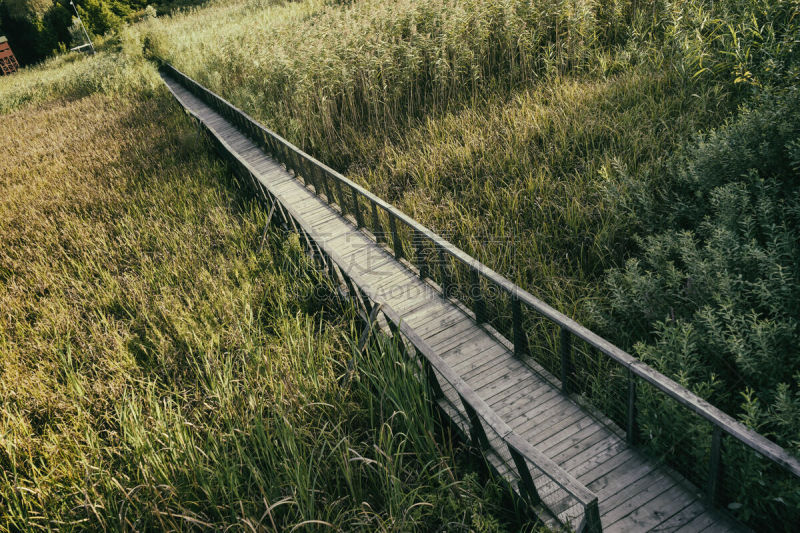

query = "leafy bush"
[{"left": 596, "top": 87, "right": 800, "bottom": 526}]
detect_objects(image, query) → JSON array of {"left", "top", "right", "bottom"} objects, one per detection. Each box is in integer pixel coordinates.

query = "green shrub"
[{"left": 596, "top": 87, "right": 800, "bottom": 526}]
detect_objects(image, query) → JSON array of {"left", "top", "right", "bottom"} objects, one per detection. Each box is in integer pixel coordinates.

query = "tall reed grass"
[
  {"left": 134, "top": 0, "right": 737, "bottom": 315},
  {"left": 0, "top": 67, "right": 522, "bottom": 530}
]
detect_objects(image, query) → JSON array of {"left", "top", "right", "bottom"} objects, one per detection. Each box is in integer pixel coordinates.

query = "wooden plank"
[
  {"left": 363, "top": 268, "right": 419, "bottom": 293},
  {"left": 490, "top": 387, "right": 564, "bottom": 435},
  {"left": 562, "top": 435, "right": 629, "bottom": 480},
  {"left": 600, "top": 474, "right": 677, "bottom": 527},
  {"left": 389, "top": 296, "right": 444, "bottom": 321},
  {"left": 702, "top": 516, "right": 745, "bottom": 533},
  {"left": 577, "top": 448, "right": 639, "bottom": 487},
  {"left": 456, "top": 352, "right": 518, "bottom": 389},
  {"left": 650, "top": 500, "right": 709, "bottom": 532},
  {"left": 338, "top": 242, "right": 388, "bottom": 265},
  {"left": 674, "top": 512, "right": 723, "bottom": 533},
  {"left": 443, "top": 333, "right": 501, "bottom": 365},
  {"left": 545, "top": 425, "right": 611, "bottom": 467},
  {"left": 522, "top": 396, "right": 585, "bottom": 436},
  {"left": 499, "top": 385, "right": 567, "bottom": 425},
  {"left": 428, "top": 326, "right": 492, "bottom": 358},
  {"left": 529, "top": 410, "right": 596, "bottom": 450},
  {"left": 474, "top": 362, "right": 544, "bottom": 402},
  {"left": 425, "top": 320, "right": 484, "bottom": 352},
  {"left": 404, "top": 303, "right": 462, "bottom": 330},
  {"left": 519, "top": 401, "right": 599, "bottom": 451},
  {"left": 606, "top": 483, "right": 699, "bottom": 533},
  {"left": 424, "top": 319, "right": 483, "bottom": 350},
  {"left": 350, "top": 255, "right": 397, "bottom": 279},
  {"left": 324, "top": 233, "right": 372, "bottom": 258},
  {"left": 590, "top": 458, "right": 655, "bottom": 500},
  {"left": 478, "top": 377, "right": 550, "bottom": 418},
  {"left": 599, "top": 469, "right": 675, "bottom": 519},
  {"left": 299, "top": 205, "right": 339, "bottom": 226},
  {"left": 452, "top": 344, "right": 511, "bottom": 380}
]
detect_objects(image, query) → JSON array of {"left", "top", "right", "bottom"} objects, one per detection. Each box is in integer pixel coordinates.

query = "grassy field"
[
  {"left": 134, "top": 0, "right": 739, "bottom": 318},
  {"left": 131, "top": 0, "right": 800, "bottom": 525},
  {"left": 2, "top": 0, "right": 799, "bottom": 528},
  {"left": 0, "top": 61, "right": 525, "bottom": 530}
]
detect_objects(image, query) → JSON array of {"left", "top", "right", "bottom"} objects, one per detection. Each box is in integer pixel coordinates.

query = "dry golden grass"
[{"left": 0, "top": 72, "right": 520, "bottom": 531}]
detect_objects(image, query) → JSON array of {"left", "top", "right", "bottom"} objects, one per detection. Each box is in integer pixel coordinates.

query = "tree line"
[{"left": 0, "top": 0, "right": 201, "bottom": 65}]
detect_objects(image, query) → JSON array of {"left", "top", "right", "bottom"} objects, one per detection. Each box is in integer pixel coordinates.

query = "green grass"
[
  {"left": 3, "top": 0, "right": 799, "bottom": 528},
  {"left": 0, "top": 61, "right": 524, "bottom": 530},
  {"left": 127, "top": 0, "right": 800, "bottom": 526},
  {"left": 133, "top": 0, "right": 738, "bottom": 317}
]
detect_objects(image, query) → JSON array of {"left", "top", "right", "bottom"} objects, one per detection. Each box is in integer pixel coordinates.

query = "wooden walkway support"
[{"left": 160, "top": 64, "right": 800, "bottom": 532}]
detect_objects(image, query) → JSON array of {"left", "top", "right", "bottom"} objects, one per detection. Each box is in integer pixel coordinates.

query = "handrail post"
[
  {"left": 414, "top": 230, "right": 428, "bottom": 279},
  {"left": 560, "top": 327, "right": 573, "bottom": 394},
  {"left": 303, "top": 159, "right": 319, "bottom": 194},
  {"left": 507, "top": 445, "right": 541, "bottom": 505},
  {"left": 438, "top": 247, "right": 452, "bottom": 298},
  {"left": 352, "top": 187, "right": 364, "bottom": 228},
  {"left": 470, "top": 269, "right": 486, "bottom": 324},
  {"left": 390, "top": 213, "right": 403, "bottom": 259},
  {"left": 318, "top": 166, "right": 332, "bottom": 202},
  {"left": 707, "top": 425, "right": 723, "bottom": 506},
  {"left": 334, "top": 178, "right": 346, "bottom": 213},
  {"left": 420, "top": 355, "right": 444, "bottom": 399},
  {"left": 580, "top": 499, "right": 602, "bottom": 533},
  {"left": 627, "top": 368, "right": 638, "bottom": 446},
  {"left": 371, "top": 201, "right": 385, "bottom": 243},
  {"left": 512, "top": 295, "right": 529, "bottom": 357},
  {"left": 459, "top": 395, "right": 490, "bottom": 450}
]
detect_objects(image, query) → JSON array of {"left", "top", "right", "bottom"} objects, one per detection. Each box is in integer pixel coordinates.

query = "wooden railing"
[
  {"left": 162, "top": 63, "right": 800, "bottom": 527},
  {"left": 162, "top": 63, "right": 601, "bottom": 532}
]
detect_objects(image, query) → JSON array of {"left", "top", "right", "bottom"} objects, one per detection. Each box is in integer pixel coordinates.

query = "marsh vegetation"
[{"left": 2, "top": 0, "right": 799, "bottom": 529}]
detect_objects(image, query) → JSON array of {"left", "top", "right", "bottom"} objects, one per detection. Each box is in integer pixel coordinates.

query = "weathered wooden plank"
[
  {"left": 649, "top": 500, "right": 708, "bottom": 532},
  {"left": 545, "top": 426, "right": 612, "bottom": 467},
  {"left": 521, "top": 405, "right": 604, "bottom": 455},
  {"left": 591, "top": 458, "right": 655, "bottom": 500},
  {"left": 428, "top": 326, "right": 493, "bottom": 358},
  {"left": 388, "top": 295, "right": 444, "bottom": 321},
  {"left": 424, "top": 319, "right": 484, "bottom": 350},
  {"left": 606, "top": 483, "right": 698, "bottom": 533},
  {"left": 600, "top": 474, "right": 678, "bottom": 527},
  {"left": 498, "top": 385, "right": 567, "bottom": 425},
  {"left": 404, "top": 303, "right": 463, "bottom": 330},
  {"left": 474, "top": 363, "right": 544, "bottom": 402},
  {"left": 674, "top": 512, "right": 723, "bottom": 533},
  {"left": 443, "top": 333, "right": 501, "bottom": 365},
  {"left": 350, "top": 255, "right": 397, "bottom": 279},
  {"left": 599, "top": 470, "right": 675, "bottom": 520},
  {"left": 577, "top": 448, "right": 638, "bottom": 487},
  {"left": 561, "top": 435, "right": 629, "bottom": 480},
  {"left": 445, "top": 338, "right": 506, "bottom": 373},
  {"left": 528, "top": 411, "right": 596, "bottom": 450}
]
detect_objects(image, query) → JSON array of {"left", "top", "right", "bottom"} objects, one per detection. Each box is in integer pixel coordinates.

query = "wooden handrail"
[
  {"left": 161, "top": 64, "right": 600, "bottom": 529},
  {"left": 378, "top": 303, "right": 598, "bottom": 507},
  {"left": 162, "top": 62, "right": 800, "bottom": 498}
]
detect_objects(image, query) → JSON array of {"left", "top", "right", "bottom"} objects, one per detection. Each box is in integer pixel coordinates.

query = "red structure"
[{"left": 0, "top": 36, "right": 19, "bottom": 75}]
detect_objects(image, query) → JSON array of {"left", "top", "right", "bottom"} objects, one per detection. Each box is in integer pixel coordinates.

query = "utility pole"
[{"left": 69, "top": 1, "right": 95, "bottom": 55}]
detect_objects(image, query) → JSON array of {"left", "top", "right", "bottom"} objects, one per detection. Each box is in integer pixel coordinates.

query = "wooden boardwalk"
[{"left": 161, "top": 71, "right": 748, "bottom": 532}]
